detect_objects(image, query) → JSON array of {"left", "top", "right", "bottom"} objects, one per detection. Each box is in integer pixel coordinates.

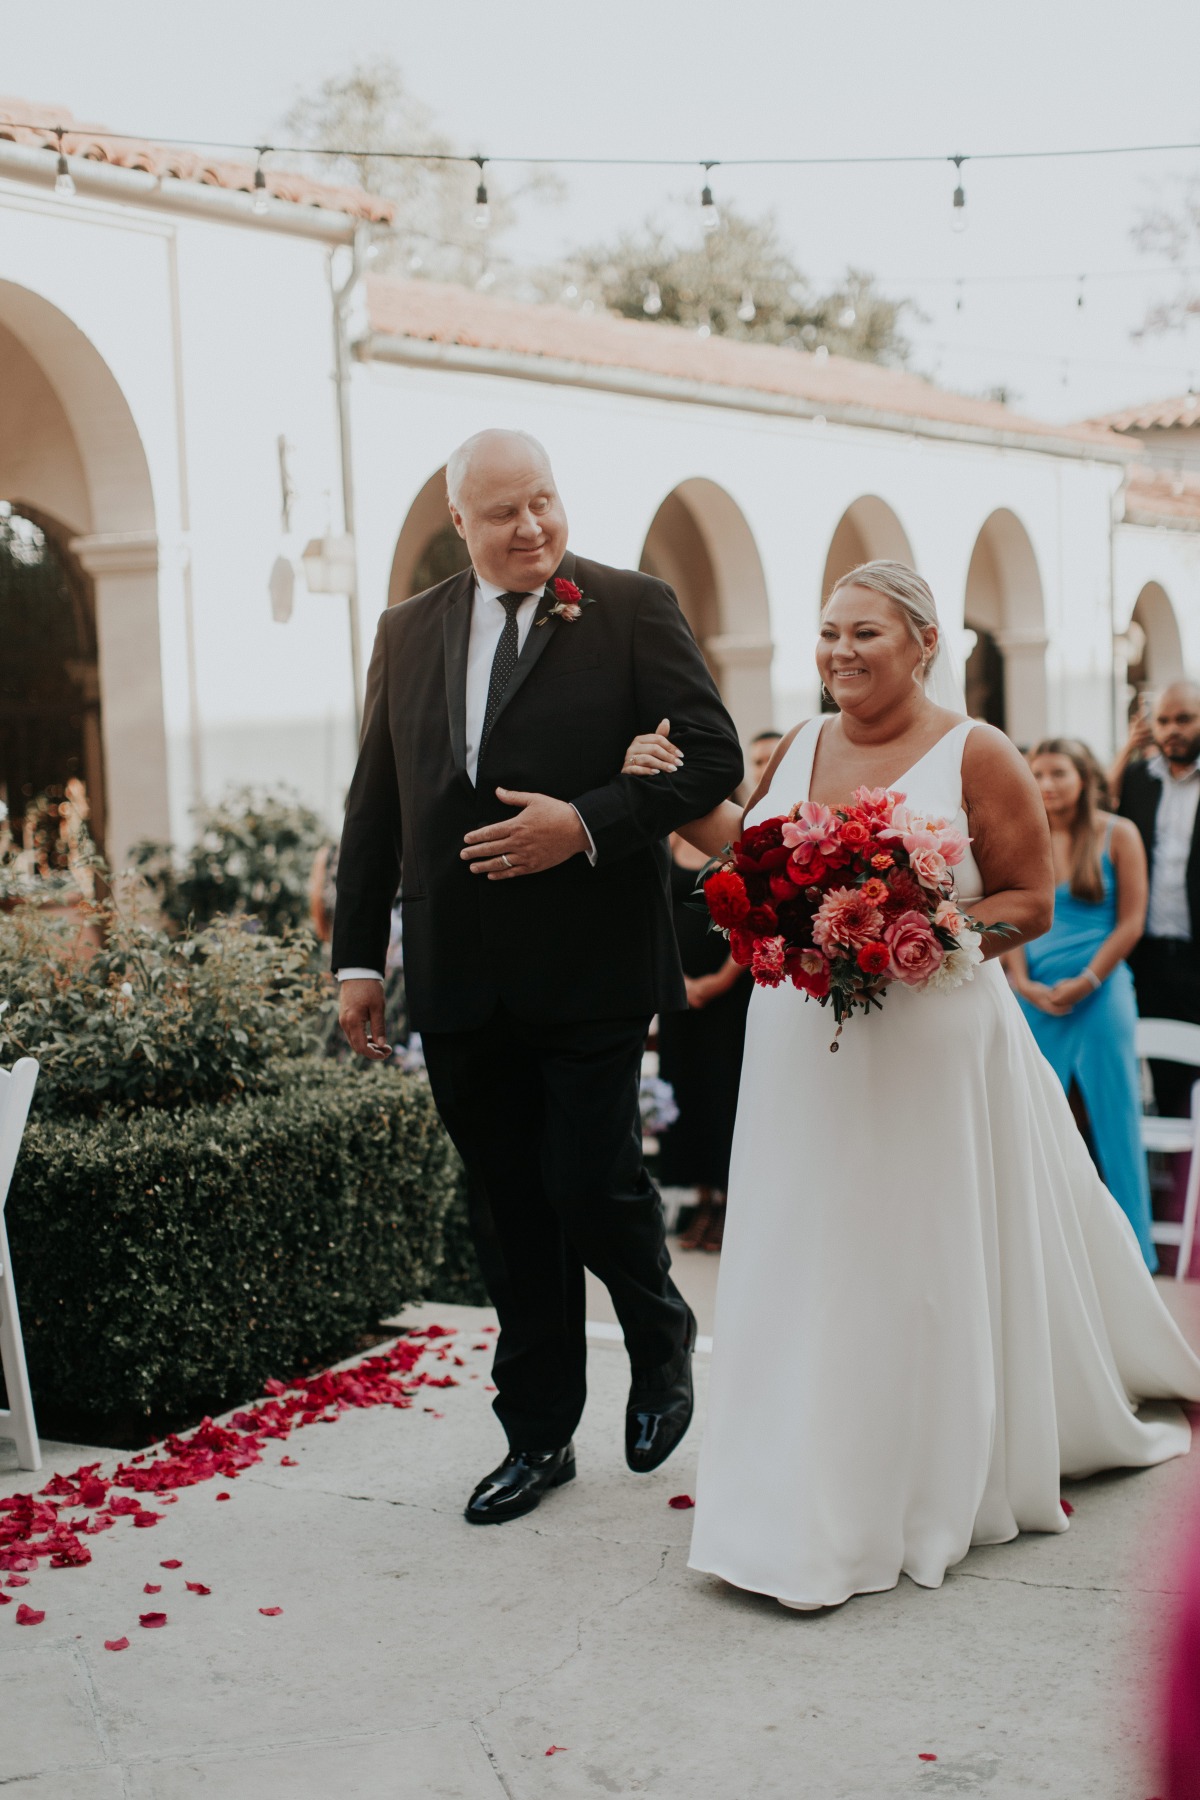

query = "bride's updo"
[{"left": 826, "top": 560, "right": 941, "bottom": 672}]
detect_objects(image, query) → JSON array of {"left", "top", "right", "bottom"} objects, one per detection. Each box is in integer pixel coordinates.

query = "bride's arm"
[
  {"left": 961, "top": 726, "right": 1055, "bottom": 956},
  {"left": 621, "top": 721, "right": 803, "bottom": 859}
]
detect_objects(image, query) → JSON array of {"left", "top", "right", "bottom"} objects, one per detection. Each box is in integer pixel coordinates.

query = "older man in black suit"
[{"left": 334, "top": 430, "right": 743, "bottom": 1524}]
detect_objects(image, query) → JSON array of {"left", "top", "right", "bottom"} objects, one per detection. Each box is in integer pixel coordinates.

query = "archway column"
[
  {"left": 995, "top": 626, "right": 1049, "bottom": 745},
  {"left": 703, "top": 632, "right": 776, "bottom": 743},
  {"left": 72, "top": 530, "right": 169, "bottom": 861}
]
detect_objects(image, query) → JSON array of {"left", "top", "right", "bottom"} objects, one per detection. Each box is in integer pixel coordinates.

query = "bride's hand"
[{"left": 622, "top": 719, "right": 683, "bottom": 777}]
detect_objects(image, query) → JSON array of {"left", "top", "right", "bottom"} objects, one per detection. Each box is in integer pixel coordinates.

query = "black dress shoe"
[
  {"left": 464, "top": 1443, "right": 576, "bottom": 1525},
  {"left": 626, "top": 1309, "right": 697, "bottom": 1474}
]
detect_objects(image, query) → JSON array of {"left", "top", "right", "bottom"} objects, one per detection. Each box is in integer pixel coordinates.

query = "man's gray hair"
[{"left": 445, "top": 429, "right": 551, "bottom": 509}]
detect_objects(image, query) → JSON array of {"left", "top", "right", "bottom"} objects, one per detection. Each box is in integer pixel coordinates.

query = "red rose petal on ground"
[
  {"left": 160, "top": 1559, "right": 183, "bottom": 1569},
  {"left": 104, "top": 1637, "right": 130, "bottom": 1651},
  {"left": 186, "top": 1582, "right": 211, "bottom": 1595},
  {"left": 215, "top": 1493, "right": 230, "bottom": 1502},
  {"left": 280, "top": 1457, "right": 297, "bottom": 1467},
  {"left": 258, "top": 1606, "right": 282, "bottom": 1616},
  {"left": 132, "top": 1513, "right": 161, "bottom": 1528},
  {"left": 1061, "top": 1499, "right": 1074, "bottom": 1516},
  {"left": 0, "top": 1593, "right": 11, "bottom": 1605},
  {"left": 16, "top": 1603, "right": 45, "bottom": 1625},
  {"left": 143, "top": 1583, "right": 161, "bottom": 1594},
  {"left": 138, "top": 1612, "right": 168, "bottom": 1628},
  {"left": 918, "top": 1752, "right": 938, "bottom": 1761},
  {"left": 545, "top": 1746, "right": 568, "bottom": 1756},
  {"left": 668, "top": 1495, "right": 695, "bottom": 1510}
]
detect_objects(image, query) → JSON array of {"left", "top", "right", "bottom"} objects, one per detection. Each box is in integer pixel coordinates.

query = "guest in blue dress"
[{"left": 1004, "top": 738, "right": 1156, "bottom": 1269}]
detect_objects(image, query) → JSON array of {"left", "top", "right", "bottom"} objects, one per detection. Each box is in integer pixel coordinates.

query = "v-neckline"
[{"left": 807, "top": 715, "right": 969, "bottom": 807}]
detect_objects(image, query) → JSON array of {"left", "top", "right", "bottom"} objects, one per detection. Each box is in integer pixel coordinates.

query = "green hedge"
[{"left": 4, "top": 1062, "right": 463, "bottom": 1441}]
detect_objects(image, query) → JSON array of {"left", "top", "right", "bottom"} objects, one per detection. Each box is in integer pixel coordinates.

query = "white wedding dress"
[{"left": 688, "top": 716, "right": 1200, "bottom": 1608}]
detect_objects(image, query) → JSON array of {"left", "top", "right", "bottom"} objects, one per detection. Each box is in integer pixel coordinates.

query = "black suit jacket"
[
  {"left": 1118, "top": 758, "right": 1200, "bottom": 941},
  {"left": 331, "top": 551, "right": 744, "bottom": 1032}
]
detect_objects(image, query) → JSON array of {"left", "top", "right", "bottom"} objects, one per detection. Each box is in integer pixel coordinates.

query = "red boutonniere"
[{"left": 536, "top": 577, "right": 592, "bottom": 626}]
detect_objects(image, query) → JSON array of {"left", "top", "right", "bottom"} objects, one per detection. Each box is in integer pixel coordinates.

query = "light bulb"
[
  {"left": 700, "top": 176, "right": 720, "bottom": 234},
  {"left": 737, "top": 288, "right": 756, "bottom": 324},
  {"left": 54, "top": 152, "right": 75, "bottom": 197},
  {"left": 252, "top": 149, "right": 269, "bottom": 215},
  {"left": 642, "top": 281, "right": 662, "bottom": 317},
  {"left": 473, "top": 160, "right": 490, "bottom": 231},
  {"left": 838, "top": 305, "right": 857, "bottom": 329},
  {"left": 951, "top": 184, "right": 967, "bottom": 234}
]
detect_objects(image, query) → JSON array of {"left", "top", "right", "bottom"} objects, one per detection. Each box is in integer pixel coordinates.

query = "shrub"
[
  {"left": 129, "top": 786, "right": 325, "bottom": 937},
  {"left": 4, "top": 1063, "right": 460, "bottom": 1441},
  {"left": 0, "top": 899, "right": 326, "bottom": 1118}
]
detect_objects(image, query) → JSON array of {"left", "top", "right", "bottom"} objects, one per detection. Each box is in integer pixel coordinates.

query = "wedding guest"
[
  {"left": 1118, "top": 681, "right": 1200, "bottom": 1118},
  {"left": 747, "top": 729, "right": 783, "bottom": 790},
  {"left": 656, "top": 832, "right": 750, "bottom": 1251},
  {"left": 1004, "top": 739, "right": 1156, "bottom": 1268}
]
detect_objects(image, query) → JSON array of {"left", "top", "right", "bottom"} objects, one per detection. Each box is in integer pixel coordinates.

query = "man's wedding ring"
[{"left": 501, "top": 853, "right": 513, "bottom": 869}]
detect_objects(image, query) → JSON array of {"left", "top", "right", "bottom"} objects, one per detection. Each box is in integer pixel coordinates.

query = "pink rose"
[
  {"left": 933, "top": 828, "right": 969, "bottom": 867},
  {"left": 909, "top": 846, "right": 950, "bottom": 890},
  {"left": 934, "top": 898, "right": 966, "bottom": 938},
  {"left": 884, "top": 910, "right": 946, "bottom": 986}
]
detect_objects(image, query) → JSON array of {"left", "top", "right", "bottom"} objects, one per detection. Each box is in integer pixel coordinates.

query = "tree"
[
  {"left": 279, "top": 57, "right": 559, "bottom": 286},
  {"left": 544, "top": 204, "right": 914, "bottom": 364},
  {"left": 1131, "top": 177, "right": 1200, "bottom": 337}
]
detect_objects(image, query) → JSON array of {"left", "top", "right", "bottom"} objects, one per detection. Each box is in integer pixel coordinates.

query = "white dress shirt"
[
  {"left": 339, "top": 574, "right": 592, "bottom": 984},
  {"left": 1146, "top": 752, "right": 1200, "bottom": 941}
]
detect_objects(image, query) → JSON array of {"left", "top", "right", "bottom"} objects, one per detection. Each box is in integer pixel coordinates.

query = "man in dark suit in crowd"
[
  {"left": 334, "top": 430, "right": 743, "bottom": 1524},
  {"left": 1117, "top": 679, "right": 1200, "bottom": 1115}
]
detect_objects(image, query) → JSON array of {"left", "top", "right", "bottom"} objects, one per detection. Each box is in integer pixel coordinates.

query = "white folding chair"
[
  {"left": 0, "top": 1058, "right": 40, "bottom": 1469},
  {"left": 1137, "top": 1019, "right": 1200, "bottom": 1283}
]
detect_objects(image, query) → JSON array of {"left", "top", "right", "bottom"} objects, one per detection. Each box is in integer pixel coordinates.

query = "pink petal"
[
  {"left": 104, "top": 1637, "right": 130, "bottom": 1651},
  {"left": 6, "top": 1575, "right": 29, "bottom": 1587},
  {"left": 918, "top": 1753, "right": 937, "bottom": 1761},
  {"left": 258, "top": 1606, "right": 282, "bottom": 1616},
  {"left": 16, "top": 1603, "right": 45, "bottom": 1625},
  {"left": 138, "top": 1612, "right": 168, "bottom": 1628},
  {"left": 185, "top": 1582, "right": 211, "bottom": 1596},
  {"left": 143, "top": 1583, "right": 161, "bottom": 1594},
  {"left": 545, "top": 1746, "right": 568, "bottom": 1756},
  {"left": 160, "top": 1559, "right": 183, "bottom": 1569},
  {"left": 280, "top": 1457, "right": 297, "bottom": 1467}
]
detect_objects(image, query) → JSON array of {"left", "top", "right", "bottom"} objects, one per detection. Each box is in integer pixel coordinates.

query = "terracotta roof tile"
[
  {"left": 1124, "top": 464, "right": 1200, "bottom": 527},
  {"left": 0, "top": 97, "right": 393, "bottom": 225},
  {"left": 1089, "top": 393, "right": 1200, "bottom": 433},
  {"left": 367, "top": 276, "right": 1124, "bottom": 447}
]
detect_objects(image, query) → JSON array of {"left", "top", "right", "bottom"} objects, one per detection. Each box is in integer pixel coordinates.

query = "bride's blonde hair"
[{"left": 826, "top": 560, "right": 941, "bottom": 672}]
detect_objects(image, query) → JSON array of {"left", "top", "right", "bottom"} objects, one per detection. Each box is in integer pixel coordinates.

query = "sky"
[{"left": 5, "top": 0, "right": 1200, "bottom": 421}]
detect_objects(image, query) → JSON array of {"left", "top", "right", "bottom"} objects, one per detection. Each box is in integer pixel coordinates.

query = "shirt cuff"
[
  {"left": 337, "top": 967, "right": 385, "bottom": 982},
  {"left": 571, "top": 804, "right": 598, "bottom": 866}
]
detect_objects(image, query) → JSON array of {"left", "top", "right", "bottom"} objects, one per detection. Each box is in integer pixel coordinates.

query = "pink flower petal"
[
  {"left": 143, "top": 1583, "right": 161, "bottom": 1594},
  {"left": 918, "top": 1752, "right": 938, "bottom": 1761},
  {"left": 104, "top": 1636, "right": 130, "bottom": 1651},
  {"left": 258, "top": 1606, "right": 282, "bottom": 1616},
  {"left": 159, "top": 1559, "right": 183, "bottom": 1569},
  {"left": 185, "top": 1582, "right": 211, "bottom": 1596},
  {"left": 138, "top": 1612, "right": 168, "bottom": 1628},
  {"left": 0, "top": 1593, "right": 11, "bottom": 1606},
  {"left": 16, "top": 1603, "right": 45, "bottom": 1625},
  {"left": 280, "top": 1457, "right": 297, "bottom": 1467},
  {"left": 6, "top": 1575, "right": 30, "bottom": 1587},
  {"left": 545, "top": 1746, "right": 568, "bottom": 1756},
  {"left": 668, "top": 1495, "right": 695, "bottom": 1510}
]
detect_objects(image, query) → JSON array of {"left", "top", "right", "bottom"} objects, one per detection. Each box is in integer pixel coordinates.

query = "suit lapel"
[
  {"left": 442, "top": 570, "right": 475, "bottom": 779},
  {"left": 487, "top": 552, "right": 578, "bottom": 736}
]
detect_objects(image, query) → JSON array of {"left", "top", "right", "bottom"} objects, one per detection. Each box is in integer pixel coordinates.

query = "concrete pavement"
[{"left": 2, "top": 1281, "right": 1198, "bottom": 1799}]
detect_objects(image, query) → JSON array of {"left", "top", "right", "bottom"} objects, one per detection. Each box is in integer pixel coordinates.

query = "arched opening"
[
  {"left": 640, "top": 478, "right": 773, "bottom": 744},
  {"left": 963, "top": 508, "right": 1046, "bottom": 745},
  {"left": 0, "top": 503, "right": 104, "bottom": 852},
  {"left": 388, "top": 466, "right": 471, "bottom": 607},
  {"left": 0, "top": 283, "right": 161, "bottom": 862},
  {"left": 818, "top": 497, "right": 916, "bottom": 711},
  {"left": 1126, "top": 580, "right": 1185, "bottom": 698}
]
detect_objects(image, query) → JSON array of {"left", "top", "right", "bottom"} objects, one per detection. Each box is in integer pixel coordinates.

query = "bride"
[{"left": 623, "top": 560, "right": 1200, "bottom": 1610}]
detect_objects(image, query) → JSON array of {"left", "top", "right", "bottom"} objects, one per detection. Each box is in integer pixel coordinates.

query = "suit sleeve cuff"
[
  {"left": 571, "top": 805, "right": 598, "bottom": 866},
  {"left": 337, "top": 967, "right": 385, "bottom": 982}
]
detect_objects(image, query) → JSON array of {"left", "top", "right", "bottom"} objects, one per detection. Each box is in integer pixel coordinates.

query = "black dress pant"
[
  {"left": 1130, "top": 937, "right": 1200, "bottom": 1117},
  {"left": 421, "top": 1006, "right": 689, "bottom": 1451}
]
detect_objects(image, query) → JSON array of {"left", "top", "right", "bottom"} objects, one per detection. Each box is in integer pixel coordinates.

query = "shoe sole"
[{"left": 464, "top": 1460, "right": 576, "bottom": 1525}]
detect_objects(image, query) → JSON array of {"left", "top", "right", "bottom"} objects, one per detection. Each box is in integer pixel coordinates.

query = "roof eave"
[{"left": 358, "top": 331, "right": 1135, "bottom": 465}]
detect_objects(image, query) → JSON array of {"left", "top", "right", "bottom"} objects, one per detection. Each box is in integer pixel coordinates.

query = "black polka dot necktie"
[{"left": 479, "top": 591, "right": 529, "bottom": 757}]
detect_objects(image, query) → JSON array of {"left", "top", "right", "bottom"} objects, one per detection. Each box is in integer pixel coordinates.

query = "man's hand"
[
  {"left": 461, "top": 788, "right": 589, "bottom": 879},
  {"left": 339, "top": 977, "right": 392, "bottom": 1059}
]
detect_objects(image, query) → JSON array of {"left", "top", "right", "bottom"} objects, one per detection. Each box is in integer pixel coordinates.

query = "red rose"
[
  {"left": 856, "top": 941, "right": 891, "bottom": 975},
  {"left": 729, "top": 927, "right": 757, "bottom": 966},
  {"left": 704, "top": 869, "right": 751, "bottom": 928},
  {"left": 837, "top": 817, "right": 871, "bottom": 852},
  {"left": 744, "top": 903, "right": 778, "bottom": 933},
  {"left": 768, "top": 870, "right": 796, "bottom": 902},
  {"left": 789, "top": 850, "right": 827, "bottom": 884},
  {"left": 738, "top": 820, "right": 785, "bottom": 861},
  {"left": 553, "top": 578, "right": 583, "bottom": 602}
]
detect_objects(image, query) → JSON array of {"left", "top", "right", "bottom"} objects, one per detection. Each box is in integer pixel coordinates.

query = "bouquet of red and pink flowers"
[{"left": 703, "top": 787, "right": 991, "bottom": 1044}]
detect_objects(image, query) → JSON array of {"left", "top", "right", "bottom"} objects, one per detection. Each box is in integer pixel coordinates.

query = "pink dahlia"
[{"left": 811, "top": 886, "right": 885, "bottom": 954}]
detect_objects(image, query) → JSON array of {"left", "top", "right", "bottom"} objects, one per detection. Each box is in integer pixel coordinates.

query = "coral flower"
[
  {"left": 856, "top": 941, "right": 891, "bottom": 975},
  {"left": 782, "top": 801, "right": 841, "bottom": 860},
  {"left": 812, "top": 887, "right": 885, "bottom": 954}
]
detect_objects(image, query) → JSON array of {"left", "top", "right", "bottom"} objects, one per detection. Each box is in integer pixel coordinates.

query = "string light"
[
  {"left": 700, "top": 163, "right": 720, "bottom": 235},
  {"left": 950, "top": 156, "right": 967, "bottom": 234},
  {"left": 473, "top": 157, "right": 490, "bottom": 231},
  {"left": 737, "top": 288, "right": 756, "bottom": 323},
  {"left": 955, "top": 280, "right": 964, "bottom": 313},
  {"left": 642, "top": 280, "right": 663, "bottom": 316},
  {"left": 53, "top": 128, "right": 75, "bottom": 198},
  {"left": 1076, "top": 276, "right": 1086, "bottom": 309},
  {"left": 252, "top": 147, "right": 270, "bottom": 215}
]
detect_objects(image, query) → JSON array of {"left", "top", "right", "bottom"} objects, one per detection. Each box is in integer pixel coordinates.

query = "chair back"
[
  {"left": 1135, "top": 1019, "right": 1200, "bottom": 1072},
  {"left": 0, "top": 1059, "right": 39, "bottom": 1216}
]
